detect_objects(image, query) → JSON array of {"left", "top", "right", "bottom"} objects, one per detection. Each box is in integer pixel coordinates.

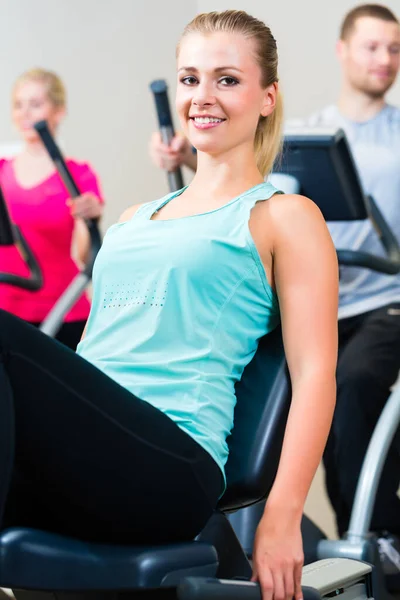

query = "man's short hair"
[{"left": 340, "top": 4, "right": 399, "bottom": 40}]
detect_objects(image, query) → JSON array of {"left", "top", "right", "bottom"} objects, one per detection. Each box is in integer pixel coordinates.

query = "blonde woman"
[{"left": 0, "top": 13, "right": 338, "bottom": 600}]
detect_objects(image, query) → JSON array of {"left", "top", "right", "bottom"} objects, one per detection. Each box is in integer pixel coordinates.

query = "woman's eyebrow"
[{"left": 178, "top": 66, "right": 243, "bottom": 73}]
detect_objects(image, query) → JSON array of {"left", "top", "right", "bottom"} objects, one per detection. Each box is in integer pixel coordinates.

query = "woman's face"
[
  {"left": 12, "top": 79, "right": 65, "bottom": 143},
  {"left": 176, "top": 31, "right": 276, "bottom": 158}
]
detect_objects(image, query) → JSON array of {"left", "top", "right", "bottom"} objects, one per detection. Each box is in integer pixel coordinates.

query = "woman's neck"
[
  {"left": 21, "top": 141, "right": 49, "bottom": 159},
  {"left": 13, "top": 140, "right": 57, "bottom": 188},
  {"left": 189, "top": 146, "right": 264, "bottom": 201}
]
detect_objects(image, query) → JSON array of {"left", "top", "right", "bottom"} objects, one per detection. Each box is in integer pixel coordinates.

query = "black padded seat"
[{"left": 0, "top": 528, "right": 217, "bottom": 590}]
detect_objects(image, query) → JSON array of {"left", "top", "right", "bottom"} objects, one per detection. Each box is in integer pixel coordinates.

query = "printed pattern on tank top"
[{"left": 102, "top": 282, "right": 168, "bottom": 310}]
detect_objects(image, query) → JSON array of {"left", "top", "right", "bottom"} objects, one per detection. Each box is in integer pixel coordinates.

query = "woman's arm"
[
  {"left": 252, "top": 194, "right": 339, "bottom": 600},
  {"left": 71, "top": 218, "right": 90, "bottom": 268},
  {"left": 80, "top": 321, "right": 88, "bottom": 341},
  {"left": 68, "top": 162, "right": 104, "bottom": 266}
]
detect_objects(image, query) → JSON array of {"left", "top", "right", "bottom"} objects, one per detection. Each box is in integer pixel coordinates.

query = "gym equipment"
[
  {"left": 275, "top": 127, "right": 400, "bottom": 272},
  {"left": 150, "top": 79, "right": 185, "bottom": 191},
  {"left": 0, "top": 185, "right": 42, "bottom": 291},
  {"left": 230, "top": 127, "right": 400, "bottom": 599},
  {"left": 284, "top": 128, "right": 400, "bottom": 597},
  {"left": 177, "top": 559, "right": 373, "bottom": 599},
  {"left": 10, "top": 120, "right": 101, "bottom": 337},
  {"left": 0, "top": 179, "right": 373, "bottom": 597}
]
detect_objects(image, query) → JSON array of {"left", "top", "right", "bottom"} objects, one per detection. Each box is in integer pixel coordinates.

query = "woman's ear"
[{"left": 261, "top": 82, "right": 278, "bottom": 117}]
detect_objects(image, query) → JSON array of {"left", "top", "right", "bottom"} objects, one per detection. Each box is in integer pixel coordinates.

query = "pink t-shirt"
[{"left": 0, "top": 158, "right": 103, "bottom": 323}]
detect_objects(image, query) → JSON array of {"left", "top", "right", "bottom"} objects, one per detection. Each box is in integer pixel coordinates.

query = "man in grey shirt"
[
  {"left": 304, "top": 4, "right": 400, "bottom": 573},
  {"left": 149, "top": 2, "right": 400, "bottom": 573}
]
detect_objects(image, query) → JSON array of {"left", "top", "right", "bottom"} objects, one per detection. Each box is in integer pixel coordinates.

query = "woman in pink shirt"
[{"left": 0, "top": 68, "right": 104, "bottom": 349}]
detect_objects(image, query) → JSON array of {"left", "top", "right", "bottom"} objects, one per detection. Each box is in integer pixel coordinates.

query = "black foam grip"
[
  {"left": 33, "top": 121, "right": 81, "bottom": 197},
  {"left": 150, "top": 79, "right": 174, "bottom": 129}
]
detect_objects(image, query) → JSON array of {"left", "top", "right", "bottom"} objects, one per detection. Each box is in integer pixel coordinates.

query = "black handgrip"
[
  {"left": 177, "top": 577, "right": 322, "bottom": 600},
  {"left": 150, "top": 79, "right": 174, "bottom": 128},
  {"left": 34, "top": 120, "right": 81, "bottom": 197},
  {"left": 0, "top": 185, "right": 15, "bottom": 246},
  {"left": 149, "top": 79, "right": 184, "bottom": 192},
  {"left": 337, "top": 249, "right": 400, "bottom": 274},
  {"left": 33, "top": 120, "right": 102, "bottom": 276}
]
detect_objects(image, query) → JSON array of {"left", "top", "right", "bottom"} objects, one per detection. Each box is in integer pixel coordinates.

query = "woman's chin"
[
  {"left": 19, "top": 130, "right": 40, "bottom": 143},
  {"left": 189, "top": 139, "right": 224, "bottom": 155}
]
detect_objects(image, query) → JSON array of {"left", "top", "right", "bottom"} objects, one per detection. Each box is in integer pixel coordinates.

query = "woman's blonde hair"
[
  {"left": 178, "top": 10, "right": 283, "bottom": 176},
  {"left": 13, "top": 68, "right": 66, "bottom": 109}
]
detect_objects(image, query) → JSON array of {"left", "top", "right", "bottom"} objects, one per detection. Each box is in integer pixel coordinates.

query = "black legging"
[
  {"left": 31, "top": 320, "right": 86, "bottom": 351},
  {"left": 0, "top": 309, "right": 223, "bottom": 545}
]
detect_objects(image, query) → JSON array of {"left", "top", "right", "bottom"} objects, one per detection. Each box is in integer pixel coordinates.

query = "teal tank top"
[{"left": 76, "top": 182, "right": 281, "bottom": 481}]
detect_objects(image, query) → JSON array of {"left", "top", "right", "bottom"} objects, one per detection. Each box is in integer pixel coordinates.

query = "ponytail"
[{"left": 254, "top": 89, "right": 284, "bottom": 177}]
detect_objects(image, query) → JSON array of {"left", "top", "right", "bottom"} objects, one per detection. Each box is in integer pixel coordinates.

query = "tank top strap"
[
  {"left": 234, "top": 181, "right": 283, "bottom": 217},
  {"left": 132, "top": 187, "right": 188, "bottom": 221},
  {"left": 131, "top": 182, "right": 281, "bottom": 223}
]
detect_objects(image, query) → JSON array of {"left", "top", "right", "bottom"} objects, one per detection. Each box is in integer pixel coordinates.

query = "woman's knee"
[{"left": 0, "top": 310, "right": 40, "bottom": 356}]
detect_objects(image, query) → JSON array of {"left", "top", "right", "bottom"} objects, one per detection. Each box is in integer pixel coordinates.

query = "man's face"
[{"left": 338, "top": 16, "right": 400, "bottom": 98}]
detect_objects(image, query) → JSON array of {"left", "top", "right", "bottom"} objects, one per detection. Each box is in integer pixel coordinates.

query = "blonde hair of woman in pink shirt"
[{"left": 0, "top": 68, "right": 104, "bottom": 349}]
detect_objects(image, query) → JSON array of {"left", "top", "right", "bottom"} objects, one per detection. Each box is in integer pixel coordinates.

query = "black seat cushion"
[{"left": 0, "top": 528, "right": 218, "bottom": 590}]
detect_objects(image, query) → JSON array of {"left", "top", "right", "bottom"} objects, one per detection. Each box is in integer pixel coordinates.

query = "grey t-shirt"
[{"left": 305, "top": 104, "right": 400, "bottom": 319}]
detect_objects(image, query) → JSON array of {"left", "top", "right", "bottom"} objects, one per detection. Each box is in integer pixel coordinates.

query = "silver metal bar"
[
  {"left": 160, "top": 125, "right": 184, "bottom": 192},
  {"left": 347, "top": 384, "right": 400, "bottom": 540},
  {"left": 39, "top": 273, "right": 90, "bottom": 337}
]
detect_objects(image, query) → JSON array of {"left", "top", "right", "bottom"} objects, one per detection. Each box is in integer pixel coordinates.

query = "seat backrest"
[{"left": 219, "top": 326, "right": 291, "bottom": 511}]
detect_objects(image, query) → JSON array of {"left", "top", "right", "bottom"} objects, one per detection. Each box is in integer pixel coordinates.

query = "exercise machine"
[
  {"left": 33, "top": 120, "right": 102, "bottom": 337},
  {"left": 231, "top": 127, "right": 400, "bottom": 599},
  {"left": 0, "top": 186, "right": 42, "bottom": 291},
  {"left": 275, "top": 129, "right": 400, "bottom": 595},
  {"left": 0, "top": 121, "right": 102, "bottom": 337},
  {"left": 0, "top": 172, "right": 374, "bottom": 599},
  {"left": 150, "top": 79, "right": 185, "bottom": 191}
]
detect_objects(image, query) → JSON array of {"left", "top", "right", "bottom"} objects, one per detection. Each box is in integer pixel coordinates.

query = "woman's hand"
[
  {"left": 251, "top": 505, "right": 304, "bottom": 600},
  {"left": 67, "top": 193, "right": 103, "bottom": 221}
]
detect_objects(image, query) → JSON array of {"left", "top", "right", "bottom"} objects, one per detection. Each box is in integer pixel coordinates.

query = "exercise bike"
[{"left": 0, "top": 133, "right": 375, "bottom": 598}]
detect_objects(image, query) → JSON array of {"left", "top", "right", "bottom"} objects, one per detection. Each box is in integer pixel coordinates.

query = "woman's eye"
[
  {"left": 181, "top": 76, "right": 198, "bottom": 85},
  {"left": 220, "top": 76, "right": 239, "bottom": 86}
]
